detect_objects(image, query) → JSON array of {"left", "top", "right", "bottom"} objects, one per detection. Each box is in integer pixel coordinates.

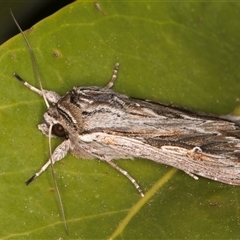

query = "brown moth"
[{"left": 18, "top": 69, "right": 240, "bottom": 193}]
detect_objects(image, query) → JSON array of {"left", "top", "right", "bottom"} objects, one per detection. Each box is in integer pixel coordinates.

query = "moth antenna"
[
  {"left": 10, "top": 9, "right": 49, "bottom": 109},
  {"left": 48, "top": 125, "right": 68, "bottom": 235},
  {"left": 10, "top": 10, "right": 68, "bottom": 233}
]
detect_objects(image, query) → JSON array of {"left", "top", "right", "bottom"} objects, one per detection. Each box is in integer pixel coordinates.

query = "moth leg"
[
  {"left": 104, "top": 63, "right": 120, "bottom": 89},
  {"left": 13, "top": 73, "right": 43, "bottom": 95},
  {"left": 25, "top": 139, "right": 70, "bottom": 185},
  {"left": 106, "top": 160, "right": 144, "bottom": 197},
  {"left": 184, "top": 171, "right": 199, "bottom": 180},
  {"left": 184, "top": 147, "right": 201, "bottom": 180},
  {"left": 13, "top": 73, "right": 61, "bottom": 104}
]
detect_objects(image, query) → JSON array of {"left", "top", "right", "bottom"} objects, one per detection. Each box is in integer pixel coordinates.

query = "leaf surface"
[{"left": 1, "top": 1, "right": 240, "bottom": 239}]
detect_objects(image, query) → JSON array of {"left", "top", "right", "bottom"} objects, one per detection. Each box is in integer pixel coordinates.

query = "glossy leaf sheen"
[{"left": 0, "top": 2, "right": 240, "bottom": 239}]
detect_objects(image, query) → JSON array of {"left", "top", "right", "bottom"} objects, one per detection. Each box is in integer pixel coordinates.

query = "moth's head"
[
  {"left": 38, "top": 107, "right": 68, "bottom": 138},
  {"left": 38, "top": 91, "right": 83, "bottom": 138}
]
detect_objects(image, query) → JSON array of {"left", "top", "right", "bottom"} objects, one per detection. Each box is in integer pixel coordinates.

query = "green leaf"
[{"left": 1, "top": 1, "right": 240, "bottom": 239}]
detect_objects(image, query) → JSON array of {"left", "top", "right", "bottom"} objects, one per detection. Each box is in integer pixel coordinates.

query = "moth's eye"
[{"left": 52, "top": 124, "right": 65, "bottom": 137}]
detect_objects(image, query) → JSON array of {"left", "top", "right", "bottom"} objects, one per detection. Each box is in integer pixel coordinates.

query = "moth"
[
  {"left": 11, "top": 9, "right": 240, "bottom": 232},
  {"left": 15, "top": 60, "right": 240, "bottom": 193}
]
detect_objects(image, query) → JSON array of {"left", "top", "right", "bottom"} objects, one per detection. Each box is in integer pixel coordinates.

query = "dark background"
[{"left": 0, "top": 0, "right": 74, "bottom": 44}]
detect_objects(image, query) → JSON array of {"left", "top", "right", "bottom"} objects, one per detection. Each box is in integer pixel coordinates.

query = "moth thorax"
[{"left": 57, "top": 93, "right": 83, "bottom": 133}]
